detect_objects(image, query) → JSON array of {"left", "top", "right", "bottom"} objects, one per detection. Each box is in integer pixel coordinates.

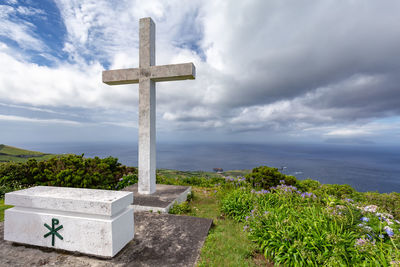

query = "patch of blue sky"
[
  {"left": 4, "top": 0, "right": 68, "bottom": 66},
  {"left": 172, "top": 9, "right": 205, "bottom": 61},
  {"left": 375, "top": 116, "right": 400, "bottom": 124}
]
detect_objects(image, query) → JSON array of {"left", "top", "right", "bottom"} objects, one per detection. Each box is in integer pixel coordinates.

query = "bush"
[
  {"left": 362, "top": 192, "right": 400, "bottom": 220},
  {"left": 0, "top": 155, "right": 136, "bottom": 190},
  {"left": 244, "top": 166, "right": 299, "bottom": 189},
  {"left": 169, "top": 201, "right": 191, "bottom": 215},
  {"left": 116, "top": 174, "right": 138, "bottom": 190}
]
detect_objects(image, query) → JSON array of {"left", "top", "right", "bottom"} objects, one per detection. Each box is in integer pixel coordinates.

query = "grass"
[
  {"left": 0, "top": 144, "right": 54, "bottom": 163},
  {"left": 182, "top": 187, "right": 271, "bottom": 266},
  {"left": 157, "top": 169, "right": 220, "bottom": 179},
  {"left": 223, "top": 169, "right": 251, "bottom": 177},
  {"left": 0, "top": 199, "right": 12, "bottom": 222}
]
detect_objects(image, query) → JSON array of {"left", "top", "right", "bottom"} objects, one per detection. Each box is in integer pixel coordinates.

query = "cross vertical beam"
[
  {"left": 102, "top": 17, "right": 195, "bottom": 195},
  {"left": 138, "top": 18, "right": 156, "bottom": 194}
]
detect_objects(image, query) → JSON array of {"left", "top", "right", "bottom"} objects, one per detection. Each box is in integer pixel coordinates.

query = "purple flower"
[
  {"left": 360, "top": 217, "right": 369, "bottom": 222},
  {"left": 384, "top": 226, "right": 394, "bottom": 237},
  {"left": 245, "top": 216, "right": 249, "bottom": 221},
  {"left": 345, "top": 198, "right": 354, "bottom": 203},
  {"left": 355, "top": 238, "right": 368, "bottom": 246},
  {"left": 243, "top": 225, "right": 248, "bottom": 232}
]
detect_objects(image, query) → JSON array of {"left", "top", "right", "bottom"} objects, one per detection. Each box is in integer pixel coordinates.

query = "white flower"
[{"left": 364, "top": 205, "right": 378, "bottom": 213}]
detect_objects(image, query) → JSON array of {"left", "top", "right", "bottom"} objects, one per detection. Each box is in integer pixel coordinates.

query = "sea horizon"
[{"left": 9, "top": 141, "right": 400, "bottom": 194}]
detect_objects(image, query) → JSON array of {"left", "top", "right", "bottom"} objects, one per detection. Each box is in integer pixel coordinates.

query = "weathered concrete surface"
[
  {"left": 102, "top": 17, "right": 196, "bottom": 195},
  {"left": 4, "top": 187, "right": 134, "bottom": 257},
  {"left": 123, "top": 184, "right": 191, "bottom": 213},
  {"left": 5, "top": 186, "right": 133, "bottom": 216},
  {"left": 0, "top": 212, "right": 213, "bottom": 267}
]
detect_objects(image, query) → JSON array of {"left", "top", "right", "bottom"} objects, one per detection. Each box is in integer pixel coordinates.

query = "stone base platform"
[
  {"left": 123, "top": 184, "right": 191, "bottom": 213},
  {"left": 0, "top": 212, "right": 213, "bottom": 267}
]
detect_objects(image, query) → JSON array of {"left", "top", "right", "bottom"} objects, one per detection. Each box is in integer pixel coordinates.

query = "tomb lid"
[{"left": 5, "top": 186, "right": 133, "bottom": 217}]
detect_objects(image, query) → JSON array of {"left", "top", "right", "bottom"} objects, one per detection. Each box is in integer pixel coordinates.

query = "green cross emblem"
[{"left": 44, "top": 218, "right": 63, "bottom": 246}]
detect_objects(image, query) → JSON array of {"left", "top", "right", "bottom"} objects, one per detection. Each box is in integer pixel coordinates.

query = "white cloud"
[
  {"left": 0, "top": 5, "right": 46, "bottom": 51},
  {"left": 0, "top": 114, "right": 80, "bottom": 125}
]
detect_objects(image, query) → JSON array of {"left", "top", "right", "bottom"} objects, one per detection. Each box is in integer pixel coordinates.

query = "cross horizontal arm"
[
  {"left": 102, "top": 63, "right": 195, "bottom": 85},
  {"left": 102, "top": 68, "right": 140, "bottom": 85},
  {"left": 148, "top": 63, "right": 195, "bottom": 82}
]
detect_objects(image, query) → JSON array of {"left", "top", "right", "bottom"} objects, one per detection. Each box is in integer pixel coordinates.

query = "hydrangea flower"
[
  {"left": 364, "top": 205, "right": 378, "bottom": 213},
  {"left": 355, "top": 238, "right": 369, "bottom": 246},
  {"left": 384, "top": 226, "right": 394, "bottom": 237}
]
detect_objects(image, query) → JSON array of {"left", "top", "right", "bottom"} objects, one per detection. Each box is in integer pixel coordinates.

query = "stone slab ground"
[
  {"left": 123, "top": 184, "right": 191, "bottom": 213},
  {"left": 0, "top": 211, "right": 213, "bottom": 267}
]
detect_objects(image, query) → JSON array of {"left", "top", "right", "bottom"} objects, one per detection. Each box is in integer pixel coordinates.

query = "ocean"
[{"left": 18, "top": 142, "right": 400, "bottom": 194}]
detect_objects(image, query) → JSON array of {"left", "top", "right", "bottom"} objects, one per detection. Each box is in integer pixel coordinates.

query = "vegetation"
[
  {"left": 156, "top": 169, "right": 226, "bottom": 187},
  {"left": 185, "top": 188, "right": 264, "bottom": 266},
  {"left": 0, "top": 199, "right": 12, "bottom": 222},
  {"left": 219, "top": 168, "right": 400, "bottom": 266},
  {"left": 0, "top": 149, "right": 399, "bottom": 265},
  {"left": 0, "top": 154, "right": 136, "bottom": 191},
  {"left": 0, "top": 144, "right": 55, "bottom": 163}
]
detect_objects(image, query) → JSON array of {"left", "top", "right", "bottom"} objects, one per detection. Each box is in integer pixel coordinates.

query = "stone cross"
[{"left": 102, "top": 17, "right": 196, "bottom": 195}]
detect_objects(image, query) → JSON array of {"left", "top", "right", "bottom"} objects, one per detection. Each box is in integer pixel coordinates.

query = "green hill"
[{"left": 0, "top": 144, "right": 54, "bottom": 163}]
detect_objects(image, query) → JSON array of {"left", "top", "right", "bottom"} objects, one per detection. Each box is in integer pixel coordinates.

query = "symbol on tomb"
[{"left": 44, "top": 218, "right": 64, "bottom": 246}]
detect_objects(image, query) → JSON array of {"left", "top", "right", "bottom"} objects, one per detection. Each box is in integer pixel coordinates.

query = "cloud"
[
  {"left": 1, "top": 0, "right": 400, "bottom": 144},
  {"left": 0, "top": 114, "right": 81, "bottom": 125},
  {"left": 0, "top": 4, "right": 47, "bottom": 51}
]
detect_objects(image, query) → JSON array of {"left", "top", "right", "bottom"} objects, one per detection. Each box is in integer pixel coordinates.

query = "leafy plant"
[
  {"left": 221, "top": 182, "right": 400, "bottom": 265},
  {"left": 169, "top": 201, "right": 191, "bottom": 214}
]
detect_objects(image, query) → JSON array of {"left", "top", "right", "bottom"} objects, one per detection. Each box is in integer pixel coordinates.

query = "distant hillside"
[{"left": 0, "top": 144, "right": 55, "bottom": 163}]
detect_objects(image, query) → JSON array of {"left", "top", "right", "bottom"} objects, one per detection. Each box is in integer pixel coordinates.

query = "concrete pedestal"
[
  {"left": 123, "top": 184, "right": 191, "bottom": 213},
  {"left": 4, "top": 186, "right": 134, "bottom": 257}
]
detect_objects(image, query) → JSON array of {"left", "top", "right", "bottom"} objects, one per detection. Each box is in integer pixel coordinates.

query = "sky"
[{"left": 1, "top": 0, "right": 400, "bottom": 146}]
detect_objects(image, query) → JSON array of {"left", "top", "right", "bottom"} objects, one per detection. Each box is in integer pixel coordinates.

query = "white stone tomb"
[{"left": 4, "top": 186, "right": 134, "bottom": 257}]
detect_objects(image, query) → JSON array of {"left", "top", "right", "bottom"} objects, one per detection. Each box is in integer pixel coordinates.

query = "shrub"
[
  {"left": 297, "top": 178, "right": 321, "bottom": 192},
  {"left": 0, "top": 155, "right": 136, "bottom": 190},
  {"left": 244, "top": 166, "right": 299, "bottom": 189},
  {"left": 115, "top": 174, "right": 138, "bottom": 190}
]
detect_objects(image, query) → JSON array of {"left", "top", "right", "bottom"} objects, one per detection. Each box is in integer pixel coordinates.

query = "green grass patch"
[
  {"left": 157, "top": 169, "right": 220, "bottom": 180},
  {"left": 176, "top": 187, "right": 267, "bottom": 266},
  {"left": 0, "top": 199, "right": 12, "bottom": 222},
  {"left": 0, "top": 144, "right": 55, "bottom": 163}
]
